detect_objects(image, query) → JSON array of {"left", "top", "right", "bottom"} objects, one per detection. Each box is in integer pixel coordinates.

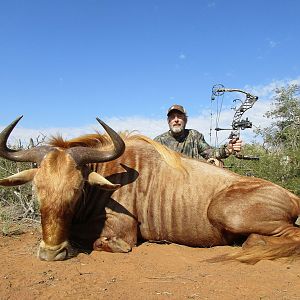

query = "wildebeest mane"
[{"left": 48, "top": 132, "right": 186, "bottom": 172}]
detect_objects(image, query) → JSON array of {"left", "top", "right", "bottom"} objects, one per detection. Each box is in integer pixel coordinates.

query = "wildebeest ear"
[
  {"left": 0, "top": 169, "right": 38, "bottom": 186},
  {"left": 87, "top": 172, "right": 121, "bottom": 190}
]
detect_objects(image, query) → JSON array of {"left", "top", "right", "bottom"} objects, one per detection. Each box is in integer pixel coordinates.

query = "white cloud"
[
  {"left": 1, "top": 77, "right": 299, "bottom": 147},
  {"left": 268, "top": 39, "right": 278, "bottom": 48},
  {"left": 0, "top": 118, "right": 168, "bottom": 147},
  {"left": 246, "top": 77, "right": 300, "bottom": 98},
  {"left": 179, "top": 53, "right": 186, "bottom": 60}
]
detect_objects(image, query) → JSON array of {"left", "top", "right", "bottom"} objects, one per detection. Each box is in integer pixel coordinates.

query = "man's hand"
[{"left": 226, "top": 138, "right": 242, "bottom": 155}]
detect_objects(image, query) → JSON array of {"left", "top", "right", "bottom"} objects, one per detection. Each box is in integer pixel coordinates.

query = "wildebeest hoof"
[
  {"left": 242, "top": 234, "right": 267, "bottom": 249},
  {"left": 93, "top": 236, "right": 132, "bottom": 253}
]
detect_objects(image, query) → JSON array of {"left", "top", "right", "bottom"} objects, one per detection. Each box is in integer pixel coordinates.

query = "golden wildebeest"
[{"left": 1, "top": 116, "right": 300, "bottom": 264}]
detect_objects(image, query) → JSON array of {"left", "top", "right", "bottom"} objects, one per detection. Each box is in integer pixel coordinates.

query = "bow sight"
[
  {"left": 232, "top": 117, "right": 252, "bottom": 131},
  {"left": 216, "top": 117, "right": 253, "bottom": 133}
]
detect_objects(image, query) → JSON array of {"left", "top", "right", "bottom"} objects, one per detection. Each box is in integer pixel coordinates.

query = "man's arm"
[
  {"left": 193, "top": 130, "right": 242, "bottom": 159},
  {"left": 190, "top": 130, "right": 218, "bottom": 159}
]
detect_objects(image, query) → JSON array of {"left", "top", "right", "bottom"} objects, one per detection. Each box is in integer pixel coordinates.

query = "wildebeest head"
[{"left": 0, "top": 116, "right": 125, "bottom": 261}]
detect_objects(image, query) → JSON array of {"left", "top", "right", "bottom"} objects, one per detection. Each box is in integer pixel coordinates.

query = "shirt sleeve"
[
  {"left": 153, "top": 135, "right": 164, "bottom": 144},
  {"left": 193, "top": 130, "right": 229, "bottom": 159}
]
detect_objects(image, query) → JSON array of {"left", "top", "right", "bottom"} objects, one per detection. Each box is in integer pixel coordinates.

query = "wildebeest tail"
[{"left": 207, "top": 241, "right": 300, "bottom": 264}]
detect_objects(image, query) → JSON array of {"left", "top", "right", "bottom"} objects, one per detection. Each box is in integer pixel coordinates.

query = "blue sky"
[{"left": 1, "top": 0, "right": 299, "bottom": 146}]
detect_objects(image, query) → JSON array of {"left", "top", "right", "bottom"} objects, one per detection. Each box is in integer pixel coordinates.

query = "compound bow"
[{"left": 210, "top": 84, "right": 259, "bottom": 161}]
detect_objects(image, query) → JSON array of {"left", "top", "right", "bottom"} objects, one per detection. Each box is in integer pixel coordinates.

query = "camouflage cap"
[{"left": 167, "top": 104, "right": 186, "bottom": 116}]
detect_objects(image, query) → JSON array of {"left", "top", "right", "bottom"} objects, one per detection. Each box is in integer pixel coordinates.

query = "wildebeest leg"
[
  {"left": 93, "top": 236, "right": 132, "bottom": 253},
  {"left": 207, "top": 183, "right": 300, "bottom": 263},
  {"left": 243, "top": 228, "right": 300, "bottom": 248},
  {"left": 208, "top": 183, "right": 299, "bottom": 238},
  {"left": 93, "top": 211, "right": 138, "bottom": 253},
  {"left": 237, "top": 227, "right": 300, "bottom": 263}
]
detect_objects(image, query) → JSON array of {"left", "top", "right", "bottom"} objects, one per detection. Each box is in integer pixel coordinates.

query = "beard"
[{"left": 169, "top": 123, "right": 184, "bottom": 134}]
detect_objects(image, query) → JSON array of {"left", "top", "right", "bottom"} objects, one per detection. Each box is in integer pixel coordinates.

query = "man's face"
[{"left": 168, "top": 111, "right": 187, "bottom": 134}]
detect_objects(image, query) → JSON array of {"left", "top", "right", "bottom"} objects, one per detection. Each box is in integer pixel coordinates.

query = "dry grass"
[{"left": 0, "top": 143, "right": 42, "bottom": 236}]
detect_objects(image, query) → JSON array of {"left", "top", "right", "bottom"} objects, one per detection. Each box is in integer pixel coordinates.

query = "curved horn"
[
  {"left": 67, "top": 117, "right": 125, "bottom": 165},
  {"left": 0, "top": 116, "right": 54, "bottom": 163}
]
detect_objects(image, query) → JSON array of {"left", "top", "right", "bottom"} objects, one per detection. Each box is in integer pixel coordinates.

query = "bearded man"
[{"left": 154, "top": 104, "right": 242, "bottom": 161}]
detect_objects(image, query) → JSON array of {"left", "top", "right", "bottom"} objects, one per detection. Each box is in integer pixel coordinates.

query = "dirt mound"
[{"left": 1, "top": 229, "right": 300, "bottom": 299}]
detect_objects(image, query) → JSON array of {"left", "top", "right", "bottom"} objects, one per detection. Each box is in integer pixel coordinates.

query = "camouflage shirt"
[{"left": 154, "top": 129, "right": 229, "bottom": 160}]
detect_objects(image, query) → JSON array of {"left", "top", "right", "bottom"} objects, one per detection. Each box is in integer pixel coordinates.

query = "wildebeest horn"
[
  {"left": 67, "top": 117, "right": 125, "bottom": 165},
  {"left": 0, "top": 116, "right": 54, "bottom": 163}
]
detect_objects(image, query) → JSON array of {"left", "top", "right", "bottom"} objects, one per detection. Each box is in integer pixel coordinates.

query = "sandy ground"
[{"left": 1, "top": 227, "right": 300, "bottom": 300}]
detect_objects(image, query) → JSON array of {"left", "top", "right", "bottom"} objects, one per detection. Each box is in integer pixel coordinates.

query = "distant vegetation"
[
  {"left": 225, "top": 84, "right": 300, "bottom": 195},
  {"left": 0, "top": 140, "right": 44, "bottom": 235},
  {"left": 0, "top": 84, "right": 299, "bottom": 235}
]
